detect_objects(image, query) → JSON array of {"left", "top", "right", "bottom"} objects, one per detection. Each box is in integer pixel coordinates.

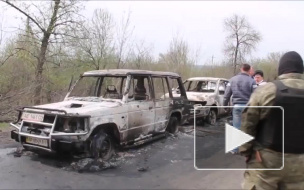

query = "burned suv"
[{"left": 10, "top": 69, "right": 190, "bottom": 160}]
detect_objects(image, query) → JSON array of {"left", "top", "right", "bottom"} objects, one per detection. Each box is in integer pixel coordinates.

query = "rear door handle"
[{"left": 149, "top": 106, "right": 153, "bottom": 110}]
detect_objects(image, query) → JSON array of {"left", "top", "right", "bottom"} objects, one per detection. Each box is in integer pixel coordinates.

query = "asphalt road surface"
[{"left": 0, "top": 119, "right": 245, "bottom": 189}]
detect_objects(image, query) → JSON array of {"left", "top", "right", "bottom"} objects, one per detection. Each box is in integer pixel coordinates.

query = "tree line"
[{"left": 0, "top": 0, "right": 284, "bottom": 122}]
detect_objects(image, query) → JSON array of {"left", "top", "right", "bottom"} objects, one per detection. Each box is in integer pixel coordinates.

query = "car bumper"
[{"left": 11, "top": 130, "right": 88, "bottom": 153}]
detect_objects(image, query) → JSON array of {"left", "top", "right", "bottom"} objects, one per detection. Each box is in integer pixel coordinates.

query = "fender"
[{"left": 81, "top": 113, "right": 127, "bottom": 141}]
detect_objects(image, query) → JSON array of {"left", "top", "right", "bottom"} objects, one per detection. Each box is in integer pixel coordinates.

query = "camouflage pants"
[{"left": 242, "top": 148, "right": 304, "bottom": 190}]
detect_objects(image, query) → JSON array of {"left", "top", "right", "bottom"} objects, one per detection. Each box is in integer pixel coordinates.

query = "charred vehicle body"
[
  {"left": 172, "top": 77, "right": 230, "bottom": 125},
  {"left": 10, "top": 69, "right": 190, "bottom": 159}
]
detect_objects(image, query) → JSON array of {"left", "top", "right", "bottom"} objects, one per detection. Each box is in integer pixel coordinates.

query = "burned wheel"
[
  {"left": 90, "top": 131, "right": 115, "bottom": 161},
  {"left": 166, "top": 116, "right": 179, "bottom": 134},
  {"left": 207, "top": 109, "right": 217, "bottom": 125}
]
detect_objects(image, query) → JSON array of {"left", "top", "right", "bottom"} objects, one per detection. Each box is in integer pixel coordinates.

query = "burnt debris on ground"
[
  {"left": 4, "top": 117, "right": 231, "bottom": 174},
  {"left": 6, "top": 130, "right": 194, "bottom": 173}
]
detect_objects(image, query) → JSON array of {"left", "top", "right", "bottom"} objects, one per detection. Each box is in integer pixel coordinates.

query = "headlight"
[{"left": 55, "top": 117, "right": 88, "bottom": 133}]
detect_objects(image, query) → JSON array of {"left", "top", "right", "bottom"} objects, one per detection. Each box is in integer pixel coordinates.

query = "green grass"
[{"left": 0, "top": 123, "right": 9, "bottom": 129}]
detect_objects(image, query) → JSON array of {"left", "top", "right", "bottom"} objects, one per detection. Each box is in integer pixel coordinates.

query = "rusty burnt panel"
[{"left": 83, "top": 69, "right": 180, "bottom": 77}]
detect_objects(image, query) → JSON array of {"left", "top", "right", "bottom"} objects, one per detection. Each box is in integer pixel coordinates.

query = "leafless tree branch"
[{"left": 2, "top": 0, "right": 46, "bottom": 33}]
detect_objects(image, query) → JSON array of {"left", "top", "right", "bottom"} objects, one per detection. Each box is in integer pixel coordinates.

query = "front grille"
[
  {"left": 21, "top": 121, "right": 52, "bottom": 136},
  {"left": 14, "top": 107, "right": 89, "bottom": 152}
]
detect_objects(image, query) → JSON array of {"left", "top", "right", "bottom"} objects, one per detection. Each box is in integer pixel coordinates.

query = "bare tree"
[
  {"left": 223, "top": 14, "right": 262, "bottom": 74},
  {"left": 0, "top": 13, "right": 10, "bottom": 66},
  {"left": 75, "top": 8, "right": 115, "bottom": 70},
  {"left": 0, "top": 84, "right": 34, "bottom": 121},
  {"left": 1, "top": 0, "right": 83, "bottom": 104},
  {"left": 129, "top": 40, "right": 153, "bottom": 69},
  {"left": 116, "top": 11, "right": 134, "bottom": 69},
  {"left": 158, "top": 35, "right": 195, "bottom": 75}
]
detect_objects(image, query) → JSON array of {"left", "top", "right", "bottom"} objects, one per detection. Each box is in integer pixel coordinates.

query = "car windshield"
[
  {"left": 185, "top": 80, "right": 217, "bottom": 92},
  {"left": 68, "top": 76, "right": 127, "bottom": 100}
]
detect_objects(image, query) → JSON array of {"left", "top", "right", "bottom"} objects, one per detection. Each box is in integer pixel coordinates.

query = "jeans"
[{"left": 232, "top": 104, "right": 246, "bottom": 153}]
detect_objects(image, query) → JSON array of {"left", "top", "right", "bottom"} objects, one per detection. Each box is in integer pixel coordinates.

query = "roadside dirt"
[{"left": 0, "top": 124, "right": 15, "bottom": 146}]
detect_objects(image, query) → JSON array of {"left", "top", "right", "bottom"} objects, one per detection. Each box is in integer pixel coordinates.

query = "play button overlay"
[
  {"left": 225, "top": 123, "right": 254, "bottom": 153},
  {"left": 194, "top": 105, "right": 284, "bottom": 170}
]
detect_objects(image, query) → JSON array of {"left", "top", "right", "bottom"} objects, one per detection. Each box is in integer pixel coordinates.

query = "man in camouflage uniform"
[{"left": 239, "top": 51, "right": 304, "bottom": 190}]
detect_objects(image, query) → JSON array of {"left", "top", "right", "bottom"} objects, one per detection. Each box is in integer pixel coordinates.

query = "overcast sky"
[{"left": 1, "top": 1, "right": 304, "bottom": 65}]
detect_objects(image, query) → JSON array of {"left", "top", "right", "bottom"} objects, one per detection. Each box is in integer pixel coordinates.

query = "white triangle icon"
[{"left": 225, "top": 123, "right": 254, "bottom": 153}]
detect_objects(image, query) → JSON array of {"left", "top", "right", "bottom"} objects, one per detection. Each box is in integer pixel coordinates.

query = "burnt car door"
[
  {"left": 168, "top": 76, "right": 190, "bottom": 125},
  {"left": 152, "top": 76, "right": 171, "bottom": 132},
  {"left": 126, "top": 75, "right": 155, "bottom": 140}
]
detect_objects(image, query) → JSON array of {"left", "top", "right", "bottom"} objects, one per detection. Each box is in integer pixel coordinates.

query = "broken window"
[
  {"left": 99, "top": 77, "right": 126, "bottom": 99},
  {"left": 68, "top": 76, "right": 127, "bottom": 99},
  {"left": 169, "top": 77, "right": 186, "bottom": 97},
  {"left": 170, "top": 78, "right": 180, "bottom": 90},
  {"left": 128, "top": 76, "right": 152, "bottom": 101},
  {"left": 153, "top": 77, "right": 169, "bottom": 100},
  {"left": 188, "top": 81, "right": 217, "bottom": 92},
  {"left": 69, "top": 76, "right": 100, "bottom": 97}
]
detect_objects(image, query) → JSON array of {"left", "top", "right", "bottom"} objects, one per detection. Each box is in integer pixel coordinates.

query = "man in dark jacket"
[
  {"left": 240, "top": 51, "right": 304, "bottom": 189},
  {"left": 223, "top": 63, "right": 256, "bottom": 154}
]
